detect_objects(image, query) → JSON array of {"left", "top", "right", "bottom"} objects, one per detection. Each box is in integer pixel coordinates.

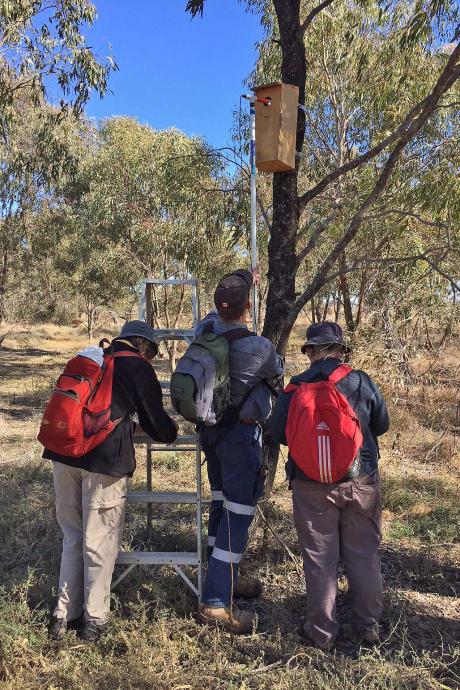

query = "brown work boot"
[
  {"left": 233, "top": 578, "right": 263, "bottom": 599},
  {"left": 198, "top": 603, "right": 255, "bottom": 634},
  {"left": 356, "top": 625, "right": 380, "bottom": 645}
]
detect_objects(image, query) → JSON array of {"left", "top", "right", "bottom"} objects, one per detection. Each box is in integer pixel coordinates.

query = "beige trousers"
[{"left": 52, "top": 462, "right": 127, "bottom": 625}]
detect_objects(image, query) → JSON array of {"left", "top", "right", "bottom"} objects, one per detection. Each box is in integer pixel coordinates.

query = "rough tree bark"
[
  {"left": 263, "top": 0, "right": 306, "bottom": 355},
  {"left": 260, "top": 0, "right": 307, "bottom": 497},
  {"left": 0, "top": 248, "right": 8, "bottom": 325},
  {"left": 339, "top": 251, "right": 355, "bottom": 333}
]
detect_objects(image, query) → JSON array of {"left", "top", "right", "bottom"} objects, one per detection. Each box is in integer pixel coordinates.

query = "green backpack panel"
[{"left": 171, "top": 323, "right": 254, "bottom": 426}]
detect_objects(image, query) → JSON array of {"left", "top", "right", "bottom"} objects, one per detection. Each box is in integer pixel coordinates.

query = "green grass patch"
[
  {"left": 388, "top": 506, "right": 460, "bottom": 544},
  {"left": 382, "top": 474, "right": 460, "bottom": 544}
]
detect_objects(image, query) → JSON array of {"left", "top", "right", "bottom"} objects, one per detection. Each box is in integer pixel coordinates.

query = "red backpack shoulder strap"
[
  {"left": 284, "top": 383, "right": 299, "bottom": 393},
  {"left": 113, "top": 351, "right": 145, "bottom": 360},
  {"left": 328, "top": 363, "right": 352, "bottom": 384}
]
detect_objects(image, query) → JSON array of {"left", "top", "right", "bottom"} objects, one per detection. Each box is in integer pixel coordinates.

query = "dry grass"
[{"left": 0, "top": 324, "right": 459, "bottom": 690}]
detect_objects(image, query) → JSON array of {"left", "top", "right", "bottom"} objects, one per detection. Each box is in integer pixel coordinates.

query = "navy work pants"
[{"left": 200, "top": 422, "right": 264, "bottom": 608}]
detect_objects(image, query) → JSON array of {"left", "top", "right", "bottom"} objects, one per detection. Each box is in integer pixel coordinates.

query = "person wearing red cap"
[
  {"left": 196, "top": 269, "right": 284, "bottom": 633},
  {"left": 270, "top": 321, "right": 389, "bottom": 650}
]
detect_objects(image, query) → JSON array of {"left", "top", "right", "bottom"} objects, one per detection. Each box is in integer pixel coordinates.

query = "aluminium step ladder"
[{"left": 113, "top": 279, "right": 204, "bottom": 599}]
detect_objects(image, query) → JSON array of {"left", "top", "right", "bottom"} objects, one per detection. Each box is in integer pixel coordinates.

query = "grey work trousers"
[
  {"left": 292, "top": 473, "right": 382, "bottom": 647},
  {"left": 52, "top": 462, "right": 127, "bottom": 625}
]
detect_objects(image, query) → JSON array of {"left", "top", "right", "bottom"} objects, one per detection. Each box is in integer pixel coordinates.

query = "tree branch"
[
  {"left": 423, "top": 257, "right": 459, "bottom": 293},
  {"left": 298, "top": 42, "right": 460, "bottom": 214},
  {"left": 257, "top": 195, "right": 272, "bottom": 233},
  {"left": 295, "top": 210, "right": 339, "bottom": 267},
  {"left": 321, "top": 246, "right": 455, "bottom": 284},
  {"left": 301, "top": 0, "right": 336, "bottom": 34},
  {"left": 366, "top": 209, "right": 454, "bottom": 231},
  {"left": 284, "top": 48, "right": 460, "bottom": 334}
]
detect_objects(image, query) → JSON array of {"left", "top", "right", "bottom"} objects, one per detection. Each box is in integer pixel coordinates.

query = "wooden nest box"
[{"left": 254, "top": 82, "right": 299, "bottom": 173}]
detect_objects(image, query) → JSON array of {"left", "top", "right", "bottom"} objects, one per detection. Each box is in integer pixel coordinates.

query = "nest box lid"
[{"left": 253, "top": 82, "right": 298, "bottom": 92}]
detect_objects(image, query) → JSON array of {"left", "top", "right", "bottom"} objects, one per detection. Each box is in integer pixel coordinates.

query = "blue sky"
[{"left": 85, "top": 1, "right": 263, "bottom": 147}]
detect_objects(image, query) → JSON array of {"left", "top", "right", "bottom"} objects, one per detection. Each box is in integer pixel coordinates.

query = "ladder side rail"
[
  {"left": 195, "top": 439, "right": 203, "bottom": 599},
  {"left": 138, "top": 281, "right": 147, "bottom": 321},
  {"left": 146, "top": 444, "right": 153, "bottom": 530},
  {"left": 144, "top": 279, "right": 198, "bottom": 286},
  {"left": 171, "top": 564, "right": 199, "bottom": 597}
]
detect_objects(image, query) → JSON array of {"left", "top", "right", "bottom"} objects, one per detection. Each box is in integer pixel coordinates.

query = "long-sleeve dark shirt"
[
  {"left": 270, "top": 357, "right": 389, "bottom": 479},
  {"left": 195, "top": 310, "right": 284, "bottom": 422},
  {"left": 44, "top": 340, "right": 177, "bottom": 477}
]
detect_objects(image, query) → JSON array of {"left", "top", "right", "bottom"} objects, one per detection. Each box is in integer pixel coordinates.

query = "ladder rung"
[
  {"left": 117, "top": 551, "right": 199, "bottom": 566},
  {"left": 133, "top": 433, "right": 198, "bottom": 447},
  {"left": 144, "top": 279, "right": 198, "bottom": 286},
  {"left": 155, "top": 328, "right": 195, "bottom": 341},
  {"left": 127, "top": 490, "right": 198, "bottom": 504}
]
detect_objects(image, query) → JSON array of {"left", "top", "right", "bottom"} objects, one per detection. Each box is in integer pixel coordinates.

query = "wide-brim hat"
[
  {"left": 119, "top": 320, "right": 157, "bottom": 344},
  {"left": 300, "top": 320, "right": 351, "bottom": 354}
]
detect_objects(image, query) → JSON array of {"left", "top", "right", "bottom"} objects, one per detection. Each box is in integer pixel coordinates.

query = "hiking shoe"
[
  {"left": 299, "top": 623, "right": 334, "bottom": 651},
  {"left": 79, "top": 621, "right": 107, "bottom": 643},
  {"left": 48, "top": 617, "right": 67, "bottom": 641},
  {"left": 67, "top": 613, "right": 85, "bottom": 632},
  {"left": 198, "top": 603, "right": 255, "bottom": 634},
  {"left": 233, "top": 578, "right": 263, "bottom": 599},
  {"left": 356, "top": 625, "right": 380, "bottom": 645},
  {"left": 48, "top": 613, "right": 84, "bottom": 640}
]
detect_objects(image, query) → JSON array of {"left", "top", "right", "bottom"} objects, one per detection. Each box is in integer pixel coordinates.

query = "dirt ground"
[{"left": 0, "top": 323, "right": 459, "bottom": 690}]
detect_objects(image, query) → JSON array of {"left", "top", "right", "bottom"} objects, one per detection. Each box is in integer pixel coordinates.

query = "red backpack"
[
  {"left": 38, "top": 347, "right": 142, "bottom": 458},
  {"left": 285, "top": 364, "right": 363, "bottom": 483}
]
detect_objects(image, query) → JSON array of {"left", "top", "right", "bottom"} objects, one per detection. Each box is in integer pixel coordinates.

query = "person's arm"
[
  {"left": 194, "top": 308, "right": 219, "bottom": 336},
  {"left": 132, "top": 362, "right": 178, "bottom": 444},
  {"left": 260, "top": 340, "right": 284, "bottom": 383},
  {"left": 269, "top": 389, "right": 294, "bottom": 446},
  {"left": 369, "top": 381, "right": 390, "bottom": 437}
]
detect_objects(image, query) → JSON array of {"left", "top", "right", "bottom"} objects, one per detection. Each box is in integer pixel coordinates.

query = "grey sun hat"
[
  {"left": 119, "top": 320, "right": 157, "bottom": 344},
  {"left": 300, "top": 321, "right": 350, "bottom": 354}
]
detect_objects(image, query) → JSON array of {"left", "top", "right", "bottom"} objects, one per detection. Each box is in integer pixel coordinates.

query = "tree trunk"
[
  {"left": 263, "top": 0, "right": 306, "bottom": 354},
  {"left": 310, "top": 296, "right": 316, "bottom": 323},
  {"left": 0, "top": 249, "right": 8, "bottom": 325},
  {"left": 339, "top": 251, "right": 355, "bottom": 332},
  {"left": 86, "top": 300, "right": 96, "bottom": 339},
  {"left": 355, "top": 269, "right": 367, "bottom": 328},
  {"left": 322, "top": 294, "right": 331, "bottom": 321},
  {"left": 261, "top": 0, "right": 306, "bottom": 495}
]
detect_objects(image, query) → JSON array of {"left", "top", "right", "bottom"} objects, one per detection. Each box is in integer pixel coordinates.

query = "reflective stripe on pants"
[{"left": 200, "top": 422, "right": 264, "bottom": 607}]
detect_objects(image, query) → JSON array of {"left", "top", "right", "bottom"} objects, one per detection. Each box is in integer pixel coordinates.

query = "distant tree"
[
  {"left": 0, "top": 0, "right": 115, "bottom": 141},
  {"left": 55, "top": 117, "right": 240, "bottom": 352},
  {"left": 0, "top": 0, "right": 115, "bottom": 324},
  {"left": 0, "top": 93, "right": 86, "bottom": 323}
]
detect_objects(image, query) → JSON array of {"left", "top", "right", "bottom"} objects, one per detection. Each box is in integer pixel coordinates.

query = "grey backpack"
[{"left": 171, "top": 322, "right": 254, "bottom": 426}]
